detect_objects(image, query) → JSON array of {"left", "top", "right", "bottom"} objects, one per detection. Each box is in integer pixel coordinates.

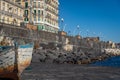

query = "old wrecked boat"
[
  {"left": 0, "top": 23, "right": 36, "bottom": 80},
  {"left": 0, "top": 43, "right": 34, "bottom": 80}
]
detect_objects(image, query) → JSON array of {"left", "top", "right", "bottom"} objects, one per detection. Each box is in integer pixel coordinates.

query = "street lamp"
[
  {"left": 61, "top": 18, "right": 64, "bottom": 22},
  {"left": 77, "top": 25, "right": 80, "bottom": 35},
  {"left": 63, "top": 24, "right": 67, "bottom": 31},
  {"left": 73, "top": 25, "right": 80, "bottom": 36},
  {"left": 61, "top": 18, "right": 64, "bottom": 31},
  {"left": 86, "top": 29, "right": 89, "bottom": 37}
]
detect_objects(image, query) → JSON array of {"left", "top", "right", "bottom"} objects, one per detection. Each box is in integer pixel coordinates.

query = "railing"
[
  {"left": 0, "top": 10, "right": 23, "bottom": 20},
  {"left": 46, "top": 1, "right": 58, "bottom": 10},
  {"left": 33, "top": 6, "right": 44, "bottom": 9},
  {"left": 0, "top": 19, "right": 20, "bottom": 26},
  {"left": 32, "top": 13, "right": 43, "bottom": 16},
  {"left": 3, "top": 0, "right": 24, "bottom": 9},
  {"left": 45, "top": 8, "right": 58, "bottom": 16}
]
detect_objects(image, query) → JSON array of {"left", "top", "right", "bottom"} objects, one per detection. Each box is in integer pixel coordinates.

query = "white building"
[{"left": 20, "top": 0, "right": 59, "bottom": 33}]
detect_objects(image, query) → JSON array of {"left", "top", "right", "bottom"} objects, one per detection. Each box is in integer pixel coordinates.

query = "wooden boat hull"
[
  {"left": 18, "top": 43, "right": 33, "bottom": 74},
  {"left": 0, "top": 47, "right": 15, "bottom": 73},
  {"left": 0, "top": 43, "right": 34, "bottom": 80}
]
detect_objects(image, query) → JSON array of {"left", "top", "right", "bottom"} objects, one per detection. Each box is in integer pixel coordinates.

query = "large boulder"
[{"left": 63, "top": 44, "right": 73, "bottom": 51}]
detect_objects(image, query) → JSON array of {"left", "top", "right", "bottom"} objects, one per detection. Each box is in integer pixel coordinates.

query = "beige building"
[
  {"left": 20, "top": 0, "right": 59, "bottom": 33},
  {"left": 0, "top": 0, "right": 24, "bottom": 26}
]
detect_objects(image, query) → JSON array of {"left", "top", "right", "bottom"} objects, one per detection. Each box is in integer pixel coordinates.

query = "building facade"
[
  {"left": 21, "top": 0, "right": 59, "bottom": 33},
  {"left": 0, "top": 0, "right": 24, "bottom": 26}
]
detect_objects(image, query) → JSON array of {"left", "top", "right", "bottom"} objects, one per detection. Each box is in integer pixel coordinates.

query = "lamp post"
[
  {"left": 77, "top": 25, "right": 80, "bottom": 35},
  {"left": 73, "top": 25, "right": 80, "bottom": 36},
  {"left": 63, "top": 24, "right": 67, "bottom": 31},
  {"left": 86, "top": 29, "right": 89, "bottom": 37},
  {"left": 61, "top": 18, "right": 64, "bottom": 31}
]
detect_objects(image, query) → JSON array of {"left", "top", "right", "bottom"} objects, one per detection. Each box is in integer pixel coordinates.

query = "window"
[
  {"left": 42, "top": 26, "right": 44, "bottom": 30},
  {"left": 33, "top": 2, "right": 36, "bottom": 7},
  {"left": 20, "top": 9, "right": 22, "bottom": 17},
  {"left": 2, "top": 2, "right": 5, "bottom": 11},
  {"left": 25, "top": 2, "right": 28, "bottom": 8},
  {"left": 34, "top": 10, "right": 36, "bottom": 15},
  {"left": 41, "top": 3, "right": 44, "bottom": 8},
  {"left": 34, "top": 16, "right": 36, "bottom": 21},
  {"left": 7, "top": 4, "right": 9, "bottom": 11},
  {"left": 38, "top": 10, "right": 40, "bottom": 15},
  {"left": 38, "top": 2, "right": 40, "bottom": 7},
  {"left": 41, "top": 11, "right": 43, "bottom": 15},
  {"left": 24, "top": 18, "right": 29, "bottom": 21},
  {"left": 38, "top": 18, "right": 40, "bottom": 21},
  {"left": 25, "top": 10, "right": 28, "bottom": 16},
  {"left": 15, "top": 8, "right": 18, "bottom": 14},
  {"left": 38, "top": 16, "right": 40, "bottom": 21}
]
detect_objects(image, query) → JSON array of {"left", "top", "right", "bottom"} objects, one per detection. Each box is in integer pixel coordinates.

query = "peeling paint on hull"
[{"left": 0, "top": 43, "right": 34, "bottom": 80}]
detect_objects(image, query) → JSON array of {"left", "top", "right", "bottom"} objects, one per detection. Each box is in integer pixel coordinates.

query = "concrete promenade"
[{"left": 21, "top": 63, "right": 120, "bottom": 80}]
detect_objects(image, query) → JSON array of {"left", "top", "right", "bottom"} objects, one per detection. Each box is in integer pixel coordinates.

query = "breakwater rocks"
[
  {"left": 32, "top": 48, "right": 110, "bottom": 64},
  {"left": 105, "top": 49, "right": 120, "bottom": 56}
]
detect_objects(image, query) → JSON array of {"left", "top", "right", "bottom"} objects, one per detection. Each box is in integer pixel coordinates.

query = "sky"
[{"left": 59, "top": 0, "right": 120, "bottom": 43}]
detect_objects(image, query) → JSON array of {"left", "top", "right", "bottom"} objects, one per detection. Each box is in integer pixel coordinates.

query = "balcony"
[
  {"left": 45, "top": 1, "right": 58, "bottom": 10},
  {"left": 0, "top": 10, "right": 12, "bottom": 17},
  {"left": 33, "top": 5, "right": 44, "bottom": 9},
  {"left": 45, "top": 15, "right": 51, "bottom": 18},
  {"left": 45, "top": 8, "right": 58, "bottom": 16},
  {"left": 32, "top": 12, "right": 43, "bottom": 17},
  {"left": 3, "top": 0, "right": 24, "bottom": 9},
  {"left": 0, "top": 10, "right": 23, "bottom": 20}
]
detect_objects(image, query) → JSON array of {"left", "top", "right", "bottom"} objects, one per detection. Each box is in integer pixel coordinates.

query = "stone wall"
[
  {"left": 0, "top": 22, "right": 58, "bottom": 42},
  {"left": 0, "top": 22, "right": 116, "bottom": 50}
]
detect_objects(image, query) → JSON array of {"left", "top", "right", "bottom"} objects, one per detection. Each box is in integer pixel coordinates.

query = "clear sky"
[{"left": 59, "top": 0, "right": 120, "bottom": 43}]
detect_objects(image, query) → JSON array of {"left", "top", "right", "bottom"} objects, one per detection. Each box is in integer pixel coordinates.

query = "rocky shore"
[
  {"left": 32, "top": 47, "right": 111, "bottom": 65},
  {"left": 21, "top": 43, "right": 120, "bottom": 80}
]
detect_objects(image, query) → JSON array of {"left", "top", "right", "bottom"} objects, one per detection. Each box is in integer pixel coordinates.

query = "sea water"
[{"left": 90, "top": 56, "right": 120, "bottom": 67}]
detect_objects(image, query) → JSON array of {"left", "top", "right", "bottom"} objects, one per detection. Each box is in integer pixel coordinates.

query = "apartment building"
[
  {"left": 0, "top": 0, "right": 24, "bottom": 26},
  {"left": 21, "top": 0, "right": 59, "bottom": 33}
]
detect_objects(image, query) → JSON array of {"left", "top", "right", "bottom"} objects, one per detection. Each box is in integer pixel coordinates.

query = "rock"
[
  {"left": 54, "top": 54, "right": 67, "bottom": 64},
  {"left": 76, "top": 60, "right": 82, "bottom": 64},
  {"left": 63, "top": 44, "right": 73, "bottom": 51},
  {"left": 32, "top": 44, "right": 111, "bottom": 65},
  {"left": 81, "top": 58, "right": 91, "bottom": 64},
  {"left": 32, "top": 53, "right": 41, "bottom": 63},
  {"left": 39, "top": 53, "right": 46, "bottom": 62},
  {"left": 44, "top": 55, "right": 54, "bottom": 63}
]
